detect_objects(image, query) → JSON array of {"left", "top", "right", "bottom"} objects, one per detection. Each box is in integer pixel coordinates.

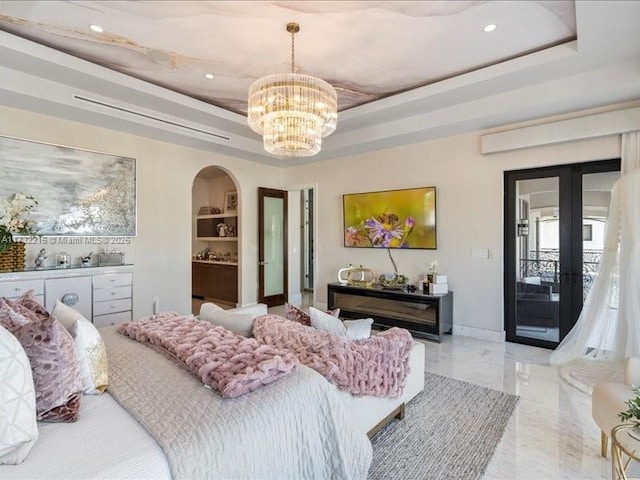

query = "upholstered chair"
[{"left": 592, "top": 357, "right": 640, "bottom": 457}]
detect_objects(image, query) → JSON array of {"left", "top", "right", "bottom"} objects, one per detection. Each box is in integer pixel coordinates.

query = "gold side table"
[{"left": 612, "top": 424, "right": 640, "bottom": 480}]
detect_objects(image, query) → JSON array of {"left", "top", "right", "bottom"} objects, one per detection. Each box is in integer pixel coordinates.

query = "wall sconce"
[{"left": 517, "top": 219, "right": 529, "bottom": 236}]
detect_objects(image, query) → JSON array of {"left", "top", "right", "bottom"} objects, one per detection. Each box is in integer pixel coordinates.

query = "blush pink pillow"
[
  {"left": 0, "top": 299, "right": 38, "bottom": 329},
  {"left": 10, "top": 316, "right": 83, "bottom": 422},
  {"left": 14, "top": 290, "right": 49, "bottom": 319},
  {"left": 284, "top": 303, "right": 340, "bottom": 327}
]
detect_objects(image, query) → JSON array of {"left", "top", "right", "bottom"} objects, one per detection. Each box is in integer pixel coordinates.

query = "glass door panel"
[
  {"left": 263, "top": 196, "right": 284, "bottom": 297},
  {"left": 258, "top": 187, "right": 288, "bottom": 307},
  {"left": 515, "top": 177, "right": 560, "bottom": 343},
  {"left": 581, "top": 171, "right": 619, "bottom": 301}
]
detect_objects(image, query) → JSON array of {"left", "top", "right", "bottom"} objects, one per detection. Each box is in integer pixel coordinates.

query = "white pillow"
[
  {"left": 309, "top": 307, "right": 347, "bottom": 336},
  {"left": 52, "top": 301, "right": 108, "bottom": 395},
  {"left": 344, "top": 318, "right": 374, "bottom": 341},
  {"left": 200, "top": 303, "right": 268, "bottom": 337},
  {"left": 0, "top": 325, "right": 38, "bottom": 465}
]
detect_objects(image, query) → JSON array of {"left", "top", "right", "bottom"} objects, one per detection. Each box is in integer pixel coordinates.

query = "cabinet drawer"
[
  {"left": 0, "top": 279, "right": 45, "bottom": 298},
  {"left": 93, "top": 285, "right": 132, "bottom": 302},
  {"left": 93, "top": 311, "right": 131, "bottom": 328},
  {"left": 93, "top": 273, "right": 132, "bottom": 289},
  {"left": 93, "top": 298, "right": 132, "bottom": 316},
  {"left": 45, "top": 277, "right": 92, "bottom": 320}
]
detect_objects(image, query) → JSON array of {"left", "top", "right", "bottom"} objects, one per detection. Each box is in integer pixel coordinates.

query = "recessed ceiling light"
[
  {"left": 89, "top": 24, "right": 104, "bottom": 33},
  {"left": 484, "top": 24, "right": 497, "bottom": 33},
  {"left": 204, "top": 73, "right": 216, "bottom": 80}
]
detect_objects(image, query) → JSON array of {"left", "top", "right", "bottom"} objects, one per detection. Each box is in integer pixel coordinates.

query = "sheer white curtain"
[{"left": 550, "top": 132, "right": 640, "bottom": 364}]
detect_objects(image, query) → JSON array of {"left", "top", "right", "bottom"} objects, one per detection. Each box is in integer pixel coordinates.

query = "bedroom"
[{"left": 1, "top": 1, "right": 638, "bottom": 479}]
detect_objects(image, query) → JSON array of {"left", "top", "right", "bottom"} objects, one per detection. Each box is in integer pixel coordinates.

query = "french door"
[
  {"left": 258, "top": 187, "right": 288, "bottom": 307},
  {"left": 504, "top": 159, "right": 620, "bottom": 349}
]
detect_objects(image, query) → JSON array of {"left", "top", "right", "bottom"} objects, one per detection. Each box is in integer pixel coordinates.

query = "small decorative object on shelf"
[
  {"left": 216, "top": 223, "right": 235, "bottom": 237},
  {"left": 55, "top": 252, "right": 71, "bottom": 269},
  {"left": 347, "top": 265, "right": 375, "bottom": 287},
  {"left": 34, "top": 248, "right": 47, "bottom": 269},
  {"left": 377, "top": 247, "right": 407, "bottom": 290},
  {"left": 224, "top": 191, "right": 238, "bottom": 213},
  {"left": 81, "top": 252, "right": 93, "bottom": 267},
  {"left": 378, "top": 272, "right": 409, "bottom": 290},
  {"left": 337, "top": 264, "right": 356, "bottom": 284}
]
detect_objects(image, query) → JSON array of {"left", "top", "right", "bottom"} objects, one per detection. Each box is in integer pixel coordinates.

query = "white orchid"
[{"left": 0, "top": 193, "right": 38, "bottom": 251}]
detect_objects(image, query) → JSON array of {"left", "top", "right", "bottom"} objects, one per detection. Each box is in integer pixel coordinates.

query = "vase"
[{"left": 0, "top": 241, "right": 26, "bottom": 272}]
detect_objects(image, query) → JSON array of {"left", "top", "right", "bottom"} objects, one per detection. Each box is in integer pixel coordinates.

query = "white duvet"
[{"left": 3, "top": 326, "right": 372, "bottom": 480}]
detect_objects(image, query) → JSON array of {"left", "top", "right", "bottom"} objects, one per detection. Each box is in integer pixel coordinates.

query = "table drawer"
[
  {"left": 93, "top": 298, "right": 132, "bottom": 316},
  {"left": 93, "top": 285, "right": 131, "bottom": 302},
  {"left": 93, "top": 273, "right": 132, "bottom": 289},
  {"left": 0, "top": 279, "right": 45, "bottom": 298},
  {"left": 93, "top": 311, "right": 131, "bottom": 328}
]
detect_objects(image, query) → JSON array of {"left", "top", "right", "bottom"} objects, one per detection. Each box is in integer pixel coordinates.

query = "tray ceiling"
[{"left": 0, "top": 1, "right": 576, "bottom": 115}]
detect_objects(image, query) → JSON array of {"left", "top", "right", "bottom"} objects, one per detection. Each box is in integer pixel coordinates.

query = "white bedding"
[
  {"left": 3, "top": 393, "right": 171, "bottom": 480},
  {"left": 3, "top": 326, "right": 372, "bottom": 480}
]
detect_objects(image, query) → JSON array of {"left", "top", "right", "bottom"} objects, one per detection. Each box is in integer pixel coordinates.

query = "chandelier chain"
[{"left": 290, "top": 26, "right": 295, "bottom": 73}]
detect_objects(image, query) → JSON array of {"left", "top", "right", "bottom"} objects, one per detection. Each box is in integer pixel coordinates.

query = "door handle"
[{"left": 258, "top": 261, "right": 269, "bottom": 266}]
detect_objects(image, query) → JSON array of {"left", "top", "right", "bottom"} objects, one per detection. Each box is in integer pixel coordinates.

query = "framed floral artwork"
[{"left": 343, "top": 186, "right": 436, "bottom": 249}]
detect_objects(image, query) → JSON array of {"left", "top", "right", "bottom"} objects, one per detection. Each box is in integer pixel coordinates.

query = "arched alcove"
[{"left": 191, "top": 165, "right": 240, "bottom": 314}]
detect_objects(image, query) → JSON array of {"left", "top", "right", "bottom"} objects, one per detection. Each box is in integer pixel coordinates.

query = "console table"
[{"left": 327, "top": 282, "right": 453, "bottom": 342}]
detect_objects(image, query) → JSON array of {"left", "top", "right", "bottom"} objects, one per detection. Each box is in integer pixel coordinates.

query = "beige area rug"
[
  {"left": 559, "top": 358, "right": 624, "bottom": 394},
  {"left": 369, "top": 372, "right": 518, "bottom": 480}
]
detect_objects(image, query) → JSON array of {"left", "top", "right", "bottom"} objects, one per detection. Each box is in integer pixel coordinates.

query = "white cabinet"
[
  {"left": 92, "top": 272, "right": 133, "bottom": 327},
  {"left": 0, "top": 279, "right": 45, "bottom": 305},
  {"left": 45, "top": 276, "right": 92, "bottom": 320},
  {"left": 0, "top": 265, "right": 133, "bottom": 326}
]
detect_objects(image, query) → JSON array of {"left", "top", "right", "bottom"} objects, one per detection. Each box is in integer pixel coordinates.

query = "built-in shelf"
[
  {"left": 196, "top": 237, "right": 238, "bottom": 241},
  {"left": 192, "top": 259, "right": 238, "bottom": 266},
  {"left": 196, "top": 213, "right": 237, "bottom": 219}
]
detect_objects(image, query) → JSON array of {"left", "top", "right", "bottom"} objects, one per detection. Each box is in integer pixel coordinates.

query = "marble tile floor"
[
  {"left": 416, "top": 334, "right": 611, "bottom": 480},
  {"left": 269, "top": 298, "right": 612, "bottom": 479}
]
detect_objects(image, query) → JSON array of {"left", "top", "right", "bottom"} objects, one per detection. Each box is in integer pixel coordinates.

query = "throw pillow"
[
  {"left": 14, "top": 290, "right": 49, "bottom": 319},
  {"left": 10, "top": 316, "right": 83, "bottom": 422},
  {"left": 0, "top": 299, "right": 32, "bottom": 329},
  {"left": 200, "top": 302, "right": 268, "bottom": 337},
  {"left": 52, "top": 301, "right": 109, "bottom": 395},
  {"left": 0, "top": 325, "right": 38, "bottom": 465},
  {"left": 285, "top": 303, "right": 340, "bottom": 326},
  {"left": 284, "top": 303, "right": 311, "bottom": 326},
  {"left": 344, "top": 318, "right": 374, "bottom": 341},
  {"left": 309, "top": 306, "right": 347, "bottom": 336}
]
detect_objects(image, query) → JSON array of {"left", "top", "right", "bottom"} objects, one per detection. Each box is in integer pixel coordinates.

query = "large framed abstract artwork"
[
  {"left": 343, "top": 186, "right": 436, "bottom": 249},
  {"left": 0, "top": 135, "right": 136, "bottom": 236}
]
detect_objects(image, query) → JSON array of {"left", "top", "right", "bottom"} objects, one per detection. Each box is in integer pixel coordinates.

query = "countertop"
[{"left": 192, "top": 259, "right": 238, "bottom": 266}]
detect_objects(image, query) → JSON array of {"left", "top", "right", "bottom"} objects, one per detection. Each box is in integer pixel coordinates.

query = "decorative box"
[{"left": 98, "top": 253, "right": 124, "bottom": 266}]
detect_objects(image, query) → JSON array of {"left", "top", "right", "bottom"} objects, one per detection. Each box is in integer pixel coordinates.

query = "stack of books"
[{"left": 428, "top": 275, "right": 448, "bottom": 295}]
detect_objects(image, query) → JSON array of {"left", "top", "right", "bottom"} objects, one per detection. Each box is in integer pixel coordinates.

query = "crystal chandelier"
[{"left": 248, "top": 22, "right": 338, "bottom": 157}]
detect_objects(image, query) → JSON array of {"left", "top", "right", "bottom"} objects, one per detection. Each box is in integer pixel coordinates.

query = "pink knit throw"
[
  {"left": 253, "top": 314, "right": 413, "bottom": 398},
  {"left": 118, "top": 312, "right": 298, "bottom": 398}
]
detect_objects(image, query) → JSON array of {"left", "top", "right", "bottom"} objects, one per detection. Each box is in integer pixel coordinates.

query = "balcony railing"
[{"left": 520, "top": 249, "right": 602, "bottom": 299}]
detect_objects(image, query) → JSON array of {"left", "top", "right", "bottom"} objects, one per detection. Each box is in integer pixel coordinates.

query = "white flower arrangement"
[
  {"left": 428, "top": 260, "right": 438, "bottom": 275},
  {"left": 0, "top": 193, "right": 38, "bottom": 252}
]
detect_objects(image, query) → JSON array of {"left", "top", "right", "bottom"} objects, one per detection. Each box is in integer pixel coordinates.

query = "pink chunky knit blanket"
[
  {"left": 118, "top": 312, "right": 298, "bottom": 398},
  {"left": 253, "top": 314, "right": 413, "bottom": 398}
]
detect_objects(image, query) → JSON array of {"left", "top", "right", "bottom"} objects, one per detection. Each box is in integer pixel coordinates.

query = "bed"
[{"left": 3, "top": 325, "right": 373, "bottom": 480}]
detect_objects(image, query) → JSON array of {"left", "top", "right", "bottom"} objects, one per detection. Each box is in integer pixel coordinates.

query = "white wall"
[
  {"left": 284, "top": 129, "right": 621, "bottom": 335},
  {"left": 1, "top": 103, "right": 625, "bottom": 337},
  {"left": 0, "top": 105, "right": 283, "bottom": 317}
]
